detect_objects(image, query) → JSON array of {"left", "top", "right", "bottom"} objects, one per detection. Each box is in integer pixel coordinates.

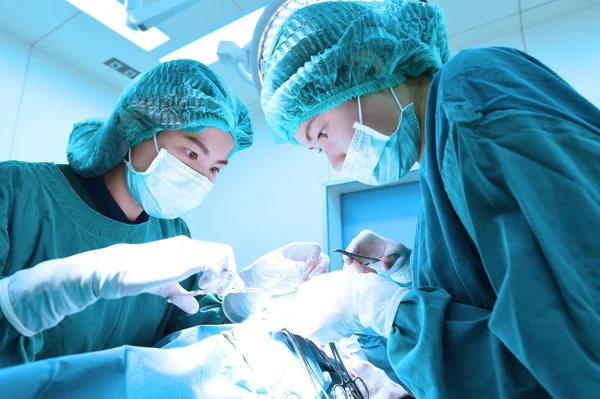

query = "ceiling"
[{"left": 1, "top": 0, "right": 598, "bottom": 108}]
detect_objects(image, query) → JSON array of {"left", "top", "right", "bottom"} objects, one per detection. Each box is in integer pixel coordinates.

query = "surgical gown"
[
  {"left": 388, "top": 47, "right": 600, "bottom": 398},
  {"left": 0, "top": 162, "right": 228, "bottom": 368},
  {"left": 0, "top": 325, "right": 262, "bottom": 399}
]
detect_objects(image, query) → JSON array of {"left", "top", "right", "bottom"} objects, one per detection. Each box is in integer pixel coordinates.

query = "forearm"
[
  {"left": 0, "top": 259, "right": 97, "bottom": 337},
  {"left": 389, "top": 289, "right": 551, "bottom": 399}
]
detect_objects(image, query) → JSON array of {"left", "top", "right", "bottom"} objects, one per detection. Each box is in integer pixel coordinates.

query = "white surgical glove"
[
  {"left": 241, "top": 242, "right": 329, "bottom": 295},
  {"left": 0, "top": 236, "right": 237, "bottom": 337},
  {"left": 345, "top": 359, "right": 410, "bottom": 399},
  {"left": 273, "top": 270, "right": 408, "bottom": 345},
  {"left": 222, "top": 242, "right": 330, "bottom": 323},
  {"left": 344, "top": 230, "right": 411, "bottom": 278}
]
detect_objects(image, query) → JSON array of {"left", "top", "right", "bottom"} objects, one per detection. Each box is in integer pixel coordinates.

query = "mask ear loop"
[
  {"left": 389, "top": 88, "right": 405, "bottom": 131},
  {"left": 127, "top": 134, "right": 160, "bottom": 165},
  {"left": 153, "top": 134, "right": 160, "bottom": 154},
  {"left": 389, "top": 88, "right": 404, "bottom": 112},
  {"left": 357, "top": 96, "right": 363, "bottom": 125}
]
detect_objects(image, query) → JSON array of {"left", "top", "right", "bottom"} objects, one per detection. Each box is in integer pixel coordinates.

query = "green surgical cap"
[
  {"left": 68, "top": 59, "right": 253, "bottom": 177},
  {"left": 261, "top": 0, "right": 450, "bottom": 144}
]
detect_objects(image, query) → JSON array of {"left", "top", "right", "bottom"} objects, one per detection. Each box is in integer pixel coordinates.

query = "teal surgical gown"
[
  {"left": 388, "top": 47, "right": 600, "bottom": 398},
  {"left": 0, "top": 161, "right": 228, "bottom": 368}
]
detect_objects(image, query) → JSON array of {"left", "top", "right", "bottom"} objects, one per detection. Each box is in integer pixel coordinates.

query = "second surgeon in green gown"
[
  {"left": 260, "top": 0, "right": 600, "bottom": 397},
  {"left": 0, "top": 60, "right": 329, "bottom": 368}
]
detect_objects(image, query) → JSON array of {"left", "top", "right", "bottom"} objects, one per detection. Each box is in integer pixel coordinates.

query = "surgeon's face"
[
  {"left": 294, "top": 91, "right": 400, "bottom": 171},
  {"left": 130, "top": 128, "right": 234, "bottom": 183},
  {"left": 294, "top": 100, "right": 359, "bottom": 171}
]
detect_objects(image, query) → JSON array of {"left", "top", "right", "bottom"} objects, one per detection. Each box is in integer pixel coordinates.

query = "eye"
[
  {"left": 185, "top": 148, "right": 198, "bottom": 160},
  {"left": 317, "top": 128, "right": 327, "bottom": 139},
  {"left": 209, "top": 166, "right": 221, "bottom": 174}
]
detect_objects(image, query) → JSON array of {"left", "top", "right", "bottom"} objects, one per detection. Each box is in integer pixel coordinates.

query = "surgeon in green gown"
[
  {"left": 0, "top": 60, "right": 329, "bottom": 368},
  {"left": 260, "top": 0, "right": 600, "bottom": 397}
]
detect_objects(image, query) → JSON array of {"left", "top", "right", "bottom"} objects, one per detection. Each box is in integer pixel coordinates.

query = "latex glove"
[
  {"left": 222, "top": 242, "right": 330, "bottom": 323},
  {"left": 344, "top": 230, "right": 411, "bottom": 277},
  {"left": 345, "top": 359, "right": 410, "bottom": 399},
  {"left": 241, "top": 242, "right": 329, "bottom": 295},
  {"left": 271, "top": 270, "right": 408, "bottom": 345},
  {"left": 0, "top": 236, "right": 237, "bottom": 337}
]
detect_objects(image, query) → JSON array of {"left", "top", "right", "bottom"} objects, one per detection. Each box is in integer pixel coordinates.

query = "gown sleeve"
[{"left": 388, "top": 48, "right": 600, "bottom": 398}]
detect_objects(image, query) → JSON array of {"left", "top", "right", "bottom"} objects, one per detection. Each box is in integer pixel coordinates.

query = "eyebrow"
[{"left": 185, "top": 135, "right": 229, "bottom": 165}]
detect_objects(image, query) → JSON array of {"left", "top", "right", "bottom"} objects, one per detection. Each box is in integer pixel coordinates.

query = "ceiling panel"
[
  {"left": 0, "top": 0, "right": 78, "bottom": 43},
  {"left": 33, "top": 6, "right": 261, "bottom": 105},
  {"left": 232, "top": 0, "right": 272, "bottom": 12},
  {"left": 433, "top": 0, "right": 519, "bottom": 36},
  {"left": 521, "top": 0, "right": 600, "bottom": 28},
  {"left": 35, "top": 11, "right": 159, "bottom": 91},
  {"left": 155, "top": 0, "right": 243, "bottom": 57},
  {"left": 519, "top": 0, "right": 557, "bottom": 8},
  {"left": 3, "top": 0, "right": 596, "bottom": 108},
  {"left": 447, "top": 14, "right": 522, "bottom": 52}
]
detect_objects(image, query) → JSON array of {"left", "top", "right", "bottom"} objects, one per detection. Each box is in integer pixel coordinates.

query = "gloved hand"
[
  {"left": 271, "top": 270, "right": 408, "bottom": 345},
  {"left": 345, "top": 359, "right": 410, "bottom": 399},
  {"left": 344, "top": 230, "right": 411, "bottom": 277},
  {"left": 241, "top": 242, "right": 330, "bottom": 295},
  {"left": 0, "top": 236, "right": 237, "bottom": 337},
  {"left": 222, "top": 242, "right": 330, "bottom": 323}
]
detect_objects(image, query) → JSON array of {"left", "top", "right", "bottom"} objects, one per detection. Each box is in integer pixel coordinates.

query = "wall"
[
  {"left": 0, "top": 28, "right": 120, "bottom": 163},
  {"left": 454, "top": 4, "right": 600, "bottom": 107},
  {"left": 2, "top": 4, "right": 599, "bottom": 269},
  {"left": 0, "top": 30, "right": 28, "bottom": 160},
  {"left": 183, "top": 103, "right": 331, "bottom": 268}
]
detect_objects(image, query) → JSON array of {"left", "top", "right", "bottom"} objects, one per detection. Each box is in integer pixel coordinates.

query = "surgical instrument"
[{"left": 333, "top": 249, "right": 397, "bottom": 267}]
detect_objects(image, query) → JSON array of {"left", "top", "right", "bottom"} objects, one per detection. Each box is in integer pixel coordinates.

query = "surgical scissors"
[
  {"left": 309, "top": 339, "right": 369, "bottom": 399},
  {"left": 327, "top": 343, "right": 368, "bottom": 399}
]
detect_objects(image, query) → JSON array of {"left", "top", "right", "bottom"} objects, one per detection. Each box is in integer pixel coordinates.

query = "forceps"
[
  {"left": 181, "top": 287, "right": 266, "bottom": 297},
  {"left": 166, "top": 287, "right": 266, "bottom": 304},
  {"left": 333, "top": 249, "right": 396, "bottom": 266}
]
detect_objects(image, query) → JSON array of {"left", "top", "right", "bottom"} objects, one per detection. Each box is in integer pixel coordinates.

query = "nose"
[
  {"left": 325, "top": 151, "right": 345, "bottom": 172},
  {"left": 196, "top": 167, "right": 215, "bottom": 183}
]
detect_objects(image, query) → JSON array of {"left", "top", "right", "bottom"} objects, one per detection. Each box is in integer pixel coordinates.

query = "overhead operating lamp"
[
  {"left": 217, "top": 0, "right": 387, "bottom": 93},
  {"left": 65, "top": 0, "right": 170, "bottom": 51},
  {"left": 162, "top": 7, "right": 265, "bottom": 71},
  {"left": 124, "top": 0, "right": 201, "bottom": 32}
]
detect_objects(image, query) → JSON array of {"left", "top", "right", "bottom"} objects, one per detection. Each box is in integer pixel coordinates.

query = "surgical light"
[
  {"left": 65, "top": 0, "right": 170, "bottom": 51},
  {"left": 217, "top": 0, "right": 386, "bottom": 92},
  {"left": 159, "top": 7, "right": 265, "bottom": 66}
]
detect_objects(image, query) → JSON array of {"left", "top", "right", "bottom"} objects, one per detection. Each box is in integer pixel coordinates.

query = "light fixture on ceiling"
[
  {"left": 217, "top": 0, "right": 386, "bottom": 93},
  {"left": 65, "top": 0, "right": 170, "bottom": 51},
  {"left": 159, "top": 7, "right": 265, "bottom": 67},
  {"left": 124, "top": 0, "right": 201, "bottom": 32}
]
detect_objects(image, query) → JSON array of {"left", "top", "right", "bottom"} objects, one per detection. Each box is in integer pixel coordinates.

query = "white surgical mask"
[
  {"left": 340, "top": 88, "right": 421, "bottom": 185},
  {"left": 125, "top": 135, "right": 213, "bottom": 219}
]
